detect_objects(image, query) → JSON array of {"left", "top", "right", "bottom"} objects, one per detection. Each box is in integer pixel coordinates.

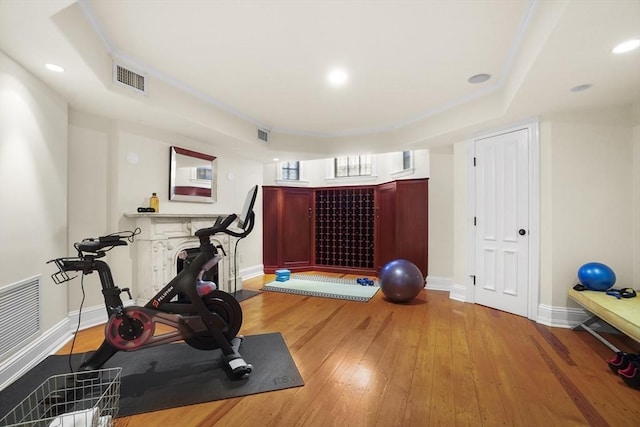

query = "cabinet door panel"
[
  {"left": 262, "top": 187, "right": 280, "bottom": 270},
  {"left": 376, "top": 182, "right": 396, "bottom": 270},
  {"left": 396, "top": 180, "right": 428, "bottom": 276},
  {"left": 281, "top": 189, "right": 312, "bottom": 267}
]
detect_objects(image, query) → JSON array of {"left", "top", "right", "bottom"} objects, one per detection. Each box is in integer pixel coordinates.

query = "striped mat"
[{"left": 261, "top": 274, "right": 379, "bottom": 302}]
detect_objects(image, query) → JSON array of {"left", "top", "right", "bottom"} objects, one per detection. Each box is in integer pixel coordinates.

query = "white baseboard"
[
  {"left": 223, "top": 264, "right": 264, "bottom": 292},
  {"left": 537, "top": 304, "right": 590, "bottom": 328},
  {"left": 68, "top": 304, "right": 110, "bottom": 331},
  {"left": 0, "top": 319, "right": 71, "bottom": 390},
  {"left": 242, "top": 264, "right": 264, "bottom": 280},
  {"left": 443, "top": 288, "right": 597, "bottom": 330},
  {"left": 537, "top": 304, "right": 621, "bottom": 333},
  {"left": 227, "top": 264, "right": 264, "bottom": 293},
  {"left": 425, "top": 276, "right": 452, "bottom": 292},
  {"left": 449, "top": 283, "right": 470, "bottom": 302},
  {"left": 0, "top": 302, "right": 115, "bottom": 391}
]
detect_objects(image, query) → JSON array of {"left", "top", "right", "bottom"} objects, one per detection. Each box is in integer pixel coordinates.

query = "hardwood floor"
[{"left": 56, "top": 273, "right": 640, "bottom": 426}]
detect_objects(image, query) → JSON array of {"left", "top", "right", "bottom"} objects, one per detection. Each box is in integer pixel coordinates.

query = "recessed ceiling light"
[
  {"left": 612, "top": 39, "right": 640, "bottom": 54},
  {"left": 327, "top": 68, "right": 348, "bottom": 86},
  {"left": 273, "top": 158, "right": 280, "bottom": 162},
  {"left": 570, "top": 84, "right": 592, "bottom": 93},
  {"left": 468, "top": 73, "right": 491, "bottom": 84},
  {"left": 45, "top": 63, "right": 64, "bottom": 72}
]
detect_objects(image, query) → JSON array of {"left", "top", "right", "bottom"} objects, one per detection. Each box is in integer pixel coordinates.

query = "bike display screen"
[{"left": 237, "top": 185, "right": 258, "bottom": 230}]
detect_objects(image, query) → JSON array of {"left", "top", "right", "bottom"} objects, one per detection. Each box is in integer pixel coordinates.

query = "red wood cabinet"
[
  {"left": 262, "top": 186, "right": 279, "bottom": 271},
  {"left": 375, "top": 182, "right": 397, "bottom": 271},
  {"left": 262, "top": 186, "right": 313, "bottom": 272},
  {"left": 376, "top": 179, "right": 429, "bottom": 276},
  {"left": 262, "top": 179, "right": 428, "bottom": 276}
]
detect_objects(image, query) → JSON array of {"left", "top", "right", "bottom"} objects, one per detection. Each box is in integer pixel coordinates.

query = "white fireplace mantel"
[{"left": 124, "top": 213, "right": 241, "bottom": 300}]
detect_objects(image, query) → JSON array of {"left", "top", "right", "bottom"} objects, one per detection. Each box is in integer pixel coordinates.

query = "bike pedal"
[{"left": 233, "top": 364, "right": 253, "bottom": 379}]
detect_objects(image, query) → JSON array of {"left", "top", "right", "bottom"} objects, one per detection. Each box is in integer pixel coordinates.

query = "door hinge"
[
  {"left": 471, "top": 275, "right": 476, "bottom": 286},
  {"left": 473, "top": 157, "right": 477, "bottom": 167},
  {"left": 473, "top": 217, "right": 477, "bottom": 226}
]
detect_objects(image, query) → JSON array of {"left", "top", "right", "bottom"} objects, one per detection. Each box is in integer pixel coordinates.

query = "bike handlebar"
[
  {"left": 75, "top": 239, "right": 127, "bottom": 254},
  {"left": 72, "top": 228, "right": 140, "bottom": 255},
  {"left": 195, "top": 214, "right": 238, "bottom": 237}
]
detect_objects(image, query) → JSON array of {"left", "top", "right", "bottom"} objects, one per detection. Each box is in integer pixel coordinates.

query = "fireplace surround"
[{"left": 124, "top": 213, "right": 240, "bottom": 300}]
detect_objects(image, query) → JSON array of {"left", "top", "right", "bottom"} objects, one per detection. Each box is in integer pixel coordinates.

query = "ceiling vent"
[
  {"left": 113, "top": 62, "right": 146, "bottom": 94},
  {"left": 257, "top": 128, "right": 270, "bottom": 143}
]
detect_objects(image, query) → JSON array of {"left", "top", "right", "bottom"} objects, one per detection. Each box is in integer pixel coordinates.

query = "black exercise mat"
[
  {"left": 0, "top": 333, "right": 303, "bottom": 418},
  {"left": 231, "top": 289, "right": 260, "bottom": 302}
]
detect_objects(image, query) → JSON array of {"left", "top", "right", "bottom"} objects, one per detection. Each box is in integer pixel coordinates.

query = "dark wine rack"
[{"left": 315, "top": 187, "right": 375, "bottom": 269}]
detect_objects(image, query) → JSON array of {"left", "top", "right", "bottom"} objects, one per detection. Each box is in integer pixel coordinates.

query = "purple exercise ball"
[{"left": 379, "top": 259, "right": 424, "bottom": 302}]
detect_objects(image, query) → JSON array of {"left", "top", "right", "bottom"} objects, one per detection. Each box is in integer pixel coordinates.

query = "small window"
[
  {"left": 279, "top": 161, "right": 301, "bottom": 181},
  {"left": 402, "top": 151, "right": 412, "bottom": 170},
  {"left": 281, "top": 161, "right": 300, "bottom": 180},
  {"left": 334, "top": 155, "right": 372, "bottom": 177},
  {"left": 390, "top": 150, "right": 415, "bottom": 178}
]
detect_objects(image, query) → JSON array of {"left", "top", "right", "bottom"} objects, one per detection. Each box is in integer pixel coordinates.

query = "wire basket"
[{"left": 0, "top": 368, "right": 121, "bottom": 427}]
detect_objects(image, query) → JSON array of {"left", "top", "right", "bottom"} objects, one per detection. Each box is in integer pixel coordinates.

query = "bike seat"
[{"left": 76, "top": 239, "right": 127, "bottom": 253}]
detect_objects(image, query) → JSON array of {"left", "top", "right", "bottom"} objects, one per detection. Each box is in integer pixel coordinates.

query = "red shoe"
[
  {"left": 607, "top": 352, "right": 639, "bottom": 374},
  {"left": 618, "top": 360, "right": 640, "bottom": 389}
]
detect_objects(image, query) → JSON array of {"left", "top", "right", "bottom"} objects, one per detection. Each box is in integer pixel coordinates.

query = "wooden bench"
[{"left": 569, "top": 288, "right": 640, "bottom": 352}]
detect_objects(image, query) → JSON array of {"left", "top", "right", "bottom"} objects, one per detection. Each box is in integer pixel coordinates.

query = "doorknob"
[{"left": 519, "top": 229, "right": 527, "bottom": 236}]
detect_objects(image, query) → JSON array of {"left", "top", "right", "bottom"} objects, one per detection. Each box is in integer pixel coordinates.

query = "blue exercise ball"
[
  {"left": 379, "top": 259, "right": 424, "bottom": 302},
  {"left": 577, "top": 262, "right": 616, "bottom": 291}
]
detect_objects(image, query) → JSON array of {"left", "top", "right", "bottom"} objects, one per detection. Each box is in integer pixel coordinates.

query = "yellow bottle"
[{"left": 150, "top": 192, "right": 159, "bottom": 213}]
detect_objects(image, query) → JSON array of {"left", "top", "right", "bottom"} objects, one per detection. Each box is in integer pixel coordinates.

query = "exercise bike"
[{"left": 49, "top": 185, "right": 259, "bottom": 379}]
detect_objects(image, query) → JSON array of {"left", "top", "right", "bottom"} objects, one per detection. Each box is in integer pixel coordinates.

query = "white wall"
[
  {"left": 67, "top": 112, "right": 111, "bottom": 309},
  {"left": 541, "top": 107, "right": 634, "bottom": 307},
  {"left": 452, "top": 141, "right": 470, "bottom": 295},
  {"left": 428, "top": 148, "right": 454, "bottom": 279},
  {"left": 68, "top": 112, "right": 264, "bottom": 306},
  {"left": 0, "top": 51, "right": 69, "bottom": 361},
  {"left": 451, "top": 107, "right": 637, "bottom": 311}
]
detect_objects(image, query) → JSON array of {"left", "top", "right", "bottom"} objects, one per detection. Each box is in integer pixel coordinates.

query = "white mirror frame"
[{"left": 169, "top": 146, "right": 217, "bottom": 203}]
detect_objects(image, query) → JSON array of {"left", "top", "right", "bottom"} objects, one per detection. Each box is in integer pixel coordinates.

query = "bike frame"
[{"left": 52, "top": 210, "right": 255, "bottom": 372}]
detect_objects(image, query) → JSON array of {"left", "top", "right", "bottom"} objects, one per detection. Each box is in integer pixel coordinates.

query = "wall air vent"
[
  {"left": 113, "top": 62, "right": 146, "bottom": 94},
  {"left": 257, "top": 128, "right": 270, "bottom": 143},
  {"left": 0, "top": 276, "right": 40, "bottom": 358}
]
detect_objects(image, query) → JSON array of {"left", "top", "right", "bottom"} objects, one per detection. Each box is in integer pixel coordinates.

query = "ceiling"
[{"left": 1, "top": 0, "right": 639, "bottom": 162}]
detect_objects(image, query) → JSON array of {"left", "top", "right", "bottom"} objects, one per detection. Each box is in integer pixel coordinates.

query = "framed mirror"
[{"left": 169, "top": 146, "right": 217, "bottom": 203}]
